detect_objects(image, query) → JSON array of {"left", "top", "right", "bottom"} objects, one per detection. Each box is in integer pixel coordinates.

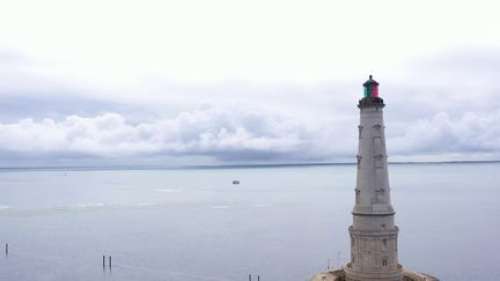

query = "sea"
[{"left": 0, "top": 162, "right": 498, "bottom": 281}]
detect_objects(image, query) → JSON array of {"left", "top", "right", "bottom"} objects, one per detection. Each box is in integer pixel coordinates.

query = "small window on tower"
[
  {"left": 375, "top": 154, "right": 384, "bottom": 168},
  {"left": 373, "top": 137, "right": 383, "bottom": 155},
  {"left": 382, "top": 257, "right": 388, "bottom": 266},
  {"left": 358, "top": 125, "right": 363, "bottom": 139}
]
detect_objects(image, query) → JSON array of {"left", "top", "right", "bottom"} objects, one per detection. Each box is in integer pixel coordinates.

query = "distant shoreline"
[{"left": 0, "top": 160, "right": 499, "bottom": 172}]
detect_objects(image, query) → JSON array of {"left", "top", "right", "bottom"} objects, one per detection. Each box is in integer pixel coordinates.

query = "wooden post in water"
[
  {"left": 257, "top": 275, "right": 260, "bottom": 281},
  {"left": 102, "top": 255, "right": 106, "bottom": 268},
  {"left": 109, "top": 256, "right": 112, "bottom": 268},
  {"left": 5, "top": 243, "right": 8, "bottom": 256},
  {"left": 248, "top": 274, "right": 252, "bottom": 281}
]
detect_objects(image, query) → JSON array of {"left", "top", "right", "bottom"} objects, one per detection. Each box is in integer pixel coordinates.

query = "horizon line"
[{"left": 0, "top": 160, "right": 498, "bottom": 171}]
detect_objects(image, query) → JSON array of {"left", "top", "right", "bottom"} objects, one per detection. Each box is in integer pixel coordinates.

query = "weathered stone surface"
[
  {"left": 310, "top": 269, "right": 345, "bottom": 281},
  {"left": 309, "top": 78, "right": 438, "bottom": 281},
  {"left": 346, "top": 96, "right": 401, "bottom": 281},
  {"left": 310, "top": 269, "right": 439, "bottom": 281},
  {"left": 401, "top": 269, "right": 439, "bottom": 281}
]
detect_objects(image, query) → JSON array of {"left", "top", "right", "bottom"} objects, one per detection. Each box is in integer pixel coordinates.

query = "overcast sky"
[{"left": 0, "top": 0, "right": 499, "bottom": 166}]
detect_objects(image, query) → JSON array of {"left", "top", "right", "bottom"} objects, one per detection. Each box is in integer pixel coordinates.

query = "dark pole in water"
[
  {"left": 109, "top": 256, "right": 112, "bottom": 268},
  {"left": 248, "top": 274, "right": 252, "bottom": 281},
  {"left": 258, "top": 275, "right": 260, "bottom": 281},
  {"left": 5, "top": 243, "right": 8, "bottom": 256},
  {"left": 102, "top": 255, "right": 106, "bottom": 268}
]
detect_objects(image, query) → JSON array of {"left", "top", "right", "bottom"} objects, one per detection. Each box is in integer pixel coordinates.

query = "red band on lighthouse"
[{"left": 372, "top": 84, "right": 379, "bottom": 97}]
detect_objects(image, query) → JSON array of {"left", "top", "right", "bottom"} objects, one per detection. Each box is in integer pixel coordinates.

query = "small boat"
[{"left": 232, "top": 180, "right": 240, "bottom": 185}]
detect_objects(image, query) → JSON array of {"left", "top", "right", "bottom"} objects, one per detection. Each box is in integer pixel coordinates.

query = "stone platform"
[{"left": 310, "top": 268, "right": 439, "bottom": 281}]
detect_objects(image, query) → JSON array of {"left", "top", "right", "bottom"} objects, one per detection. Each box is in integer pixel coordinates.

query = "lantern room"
[{"left": 363, "top": 75, "right": 379, "bottom": 97}]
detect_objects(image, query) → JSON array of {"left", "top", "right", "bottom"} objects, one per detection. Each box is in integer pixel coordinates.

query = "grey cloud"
[
  {"left": 0, "top": 94, "right": 152, "bottom": 122},
  {"left": 0, "top": 47, "right": 499, "bottom": 165},
  {"left": 0, "top": 103, "right": 498, "bottom": 166},
  {"left": 390, "top": 110, "right": 500, "bottom": 157},
  {"left": 0, "top": 106, "right": 352, "bottom": 165},
  {"left": 416, "top": 48, "right": 500, "bottom": 73},
  {"left": 0, "top": 49, "right": 29, "bottom": 65}
]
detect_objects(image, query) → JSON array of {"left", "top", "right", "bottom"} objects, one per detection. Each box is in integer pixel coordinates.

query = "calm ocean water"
[{"left": 0, "top": 163, "right": 498, "bottom": 281}]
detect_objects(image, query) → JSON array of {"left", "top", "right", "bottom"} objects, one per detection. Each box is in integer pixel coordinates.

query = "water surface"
[{"left": 0, "top": 163, "right": 498, "bottom": 281}]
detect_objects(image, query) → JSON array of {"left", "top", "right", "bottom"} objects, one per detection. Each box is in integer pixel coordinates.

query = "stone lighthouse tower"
[
  {"left": 310, "top": 76, "right": 438, "bottom": 281},
  {"left": 344, "top": 75, "right": 401, "bottom": 281}
]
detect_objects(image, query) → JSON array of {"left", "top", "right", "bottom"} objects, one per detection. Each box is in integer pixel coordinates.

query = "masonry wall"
[{"left": 345, "top": 100, "right": 402, "bottom": 281}]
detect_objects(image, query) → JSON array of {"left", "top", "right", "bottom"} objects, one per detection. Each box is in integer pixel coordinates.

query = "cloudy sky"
[{"left": 0, "top": 0, "right": 499, "bottom": 167}]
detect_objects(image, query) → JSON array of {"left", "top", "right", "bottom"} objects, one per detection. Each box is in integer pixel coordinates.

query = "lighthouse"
[
  {"left": 310, "top": 76, "right": 438, "bottom": 281},
  {"left": 344, "top": 75, "right": 401, "bottom": 281}
]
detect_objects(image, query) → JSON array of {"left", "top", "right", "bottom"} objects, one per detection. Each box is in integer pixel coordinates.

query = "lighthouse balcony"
[
  {"left": 358, "top": 96, "right": 385, "bottom": 108},
  {"left": 349, "top": 226, "right": 399, "bottom": 237},
  {"left": 310, "top": 267, "right": 439, "bottom": 281},
  {"left": 352, "top": 205, "right": 395, "bottom": 216}
]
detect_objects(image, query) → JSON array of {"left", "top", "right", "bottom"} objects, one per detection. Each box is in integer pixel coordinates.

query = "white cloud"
[
  {"left": 2, "top": 0, "right": 500, "bottom": 85},
  {"left": 391, "top": 111, "right": 500, "bottom": 157},
  {"left": 0, "top": 1, "right": 500, "bottom": 165},
  {"left": 0, "top": 106, "right": 352, "bottom": 163},
  {"left": 0, "top": 103, "right": 499, "bottom": 165}
]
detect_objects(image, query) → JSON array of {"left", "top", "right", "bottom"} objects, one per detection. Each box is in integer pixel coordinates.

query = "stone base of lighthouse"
[
  {"left": 344, "top": 263, "right": 402, "bottom": 281},
  {"left": 310, "top": 267, "right": 439, "bottom": 281},
  {"left": 310, "top": 78, "right": 439, "bottom": 281}
]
